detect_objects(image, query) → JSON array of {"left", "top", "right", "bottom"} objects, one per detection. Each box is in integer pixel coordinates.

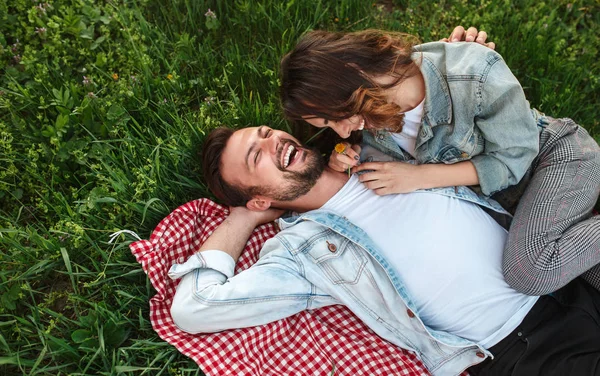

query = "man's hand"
[
  {"left": 440, "top": 26, "right": 496, "bottom": 50},
  {"left": 229, "top": 205, "right": 284, "bottom": 227}
]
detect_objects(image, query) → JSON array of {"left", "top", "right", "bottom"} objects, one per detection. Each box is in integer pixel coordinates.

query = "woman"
[{"left": 279, "top": 29, "right": 600, "bottom": 295}]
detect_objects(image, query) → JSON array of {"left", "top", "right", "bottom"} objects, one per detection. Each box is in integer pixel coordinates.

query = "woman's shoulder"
[{"left": 414, "top": 42, "right": 503, "bottom": 76}]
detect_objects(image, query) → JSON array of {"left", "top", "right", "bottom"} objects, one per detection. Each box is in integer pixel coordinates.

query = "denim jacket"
[
  {"left": 366, "top": 42, "right": 541, "bottom": 196},
  {"left": 170, "top": 187, "right": 511, "bottom": 376}
]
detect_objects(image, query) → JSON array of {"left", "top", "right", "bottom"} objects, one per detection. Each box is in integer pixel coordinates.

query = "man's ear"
[{"left": 246, "top": 196, "right": 272, "bottom": 211}]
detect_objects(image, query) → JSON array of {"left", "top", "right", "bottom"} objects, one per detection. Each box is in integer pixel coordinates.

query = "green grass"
[{"left": 1, "top": 0, "right": 598, "bottom": 375}]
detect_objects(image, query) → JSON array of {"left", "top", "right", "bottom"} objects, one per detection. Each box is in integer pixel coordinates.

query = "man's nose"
[{"left": 263, "top": 133, "right": 280, "bottom": 154}]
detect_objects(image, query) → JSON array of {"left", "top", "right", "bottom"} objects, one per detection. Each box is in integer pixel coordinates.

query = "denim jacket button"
[
  {"left": 476, "top": 351, "right": 485, "bottom": 358},
  {"left": 406, "top": 309, "right": 415, "bottom": 318},
  {"left": 460, "top": 152, "right": 469, "bottom": 158},
  {"left": 327, "top": 242, "right": 337, "bottom": 252}
]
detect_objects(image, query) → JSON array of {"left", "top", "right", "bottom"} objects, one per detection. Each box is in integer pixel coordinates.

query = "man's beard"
[{"left": 255, "top": 141, "right": 325, "bottom": 202}]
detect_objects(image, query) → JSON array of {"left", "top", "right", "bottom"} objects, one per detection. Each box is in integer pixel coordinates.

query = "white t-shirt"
[
  {"left": 322, "top": 175, "right": 538, "bottom": 348},
  {"left": 391, "top": 100, "right": 424, "bottom": 157}
]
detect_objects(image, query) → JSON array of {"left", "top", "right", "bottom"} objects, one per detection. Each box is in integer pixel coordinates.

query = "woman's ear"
[{"left": 246, "top": 197, "right": 272, "bottom": 211}]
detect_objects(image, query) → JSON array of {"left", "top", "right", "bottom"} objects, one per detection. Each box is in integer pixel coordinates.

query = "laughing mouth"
[
  {"left": 357, "top": 117, "right": 365, "bottom": 131},
  {"left": 281, "top": 142, "right": 300, "bottom": 169}
]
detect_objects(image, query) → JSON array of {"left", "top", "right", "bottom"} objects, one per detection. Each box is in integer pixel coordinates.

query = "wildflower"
[
  {"left": 35, "top": 27, "right": 47, "bottom": 35},
  {"left": 204, "top": 96, "right": 215, "bottom": 105},
  {"left": 82, "top": 76, "right": 91, "bottom": 85},
  {"left": 36, "top": 2, "right": 49, "bottom": 14},
  {"left": 167, "top": 73, "right": 174, "bottom": 80},
  {"left": 205, "top": 8, "right": 216, "bottom": 19},
  {"left": 204, "top": 8, "right": 219, "bottom": 30},
  {"left": 13, "top": 55, "right": 21, "bottom": 63},
  {"left": 334, "top": 143, "right": 347, "bottom": 154},
  {"left": 335, "top": 143, "right": 351, "bottom": 177},
  {"left": 87, "top": 92, "right": 96, "bottom": 98},
  {"left": 163, "top": 98, "right": 168, "bottom": 103},
  {"left": 112, "top": 73, "right": 119, "bottom": 81},
  {"left": 130, "top": 75, "right": 139, "bottom": 84},
  {"left": 334, "top": 17, "right": 339, "bottom": 23},
  {"left": 566, "top": 3, "right": 573, "bottom": 11}
]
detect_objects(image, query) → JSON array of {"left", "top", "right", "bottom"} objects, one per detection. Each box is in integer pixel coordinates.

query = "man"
[{"left": 169, "top": 126, "right": 600, "bottom": 376}]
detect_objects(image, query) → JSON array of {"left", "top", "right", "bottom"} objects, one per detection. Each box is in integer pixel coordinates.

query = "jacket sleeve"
[
  {"left": 470, "top": 54, "right": 539, "bottom": 196},
  {"left": 169, "top": 239, "right": 336, "bottom": 334}
]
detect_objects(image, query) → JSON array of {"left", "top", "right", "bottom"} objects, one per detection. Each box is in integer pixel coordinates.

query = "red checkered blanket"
[{"left": 130, "top": 198, "right": 432, "bottom": 375}]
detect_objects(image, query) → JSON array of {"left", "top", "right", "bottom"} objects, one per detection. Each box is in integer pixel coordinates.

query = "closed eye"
[{"left": 253, "top": 128, "right": 271, "bottom": 166}]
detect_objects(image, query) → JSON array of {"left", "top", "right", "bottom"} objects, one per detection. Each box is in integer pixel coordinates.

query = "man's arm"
[
  {"left": 197, "top": 206, "right": 283, "bottom": 262},
  {"left": 169, "top": 207, "right": 338, "bottom": 333}
]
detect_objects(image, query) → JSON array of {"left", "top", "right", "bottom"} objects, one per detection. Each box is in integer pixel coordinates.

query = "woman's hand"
[
  {"left": 328, "top": 143, "right": 361, "bottom": 172},
  {"left": 353, "top": 161, "right": 424, "bottom": 195}
]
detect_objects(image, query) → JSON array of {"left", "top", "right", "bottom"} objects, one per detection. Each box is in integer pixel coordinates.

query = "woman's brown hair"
[{"left": 280, "top": 29, "right": 420, "bottom": 134}]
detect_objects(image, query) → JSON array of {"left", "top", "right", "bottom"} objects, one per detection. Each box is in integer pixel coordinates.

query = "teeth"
[
  {"left": 358, "top": 118, "right": 365, "bottom": 131},
  {"left": 283, "top": 144, "right": 295, "bottom": 168}
]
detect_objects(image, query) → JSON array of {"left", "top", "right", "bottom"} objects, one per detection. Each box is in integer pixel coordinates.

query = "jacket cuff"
[
  {"left": 470, "top": 155, "right": 509, "bottom": 196},
  {"left": 168, "top": 250, "right": 235, "bottom": 280}
]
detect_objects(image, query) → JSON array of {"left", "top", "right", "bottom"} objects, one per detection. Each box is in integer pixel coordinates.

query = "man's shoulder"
[
  {"left": 275, "top": 210, "right": 346, "bottom": 244},
  {"left": 257, "top": 215, "right": 333, "bottom": 259}
]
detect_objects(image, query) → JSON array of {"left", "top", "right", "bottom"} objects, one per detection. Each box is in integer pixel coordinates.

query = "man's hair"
[{"left": 202, "top": 127, "right": 255, "bottom": 207}]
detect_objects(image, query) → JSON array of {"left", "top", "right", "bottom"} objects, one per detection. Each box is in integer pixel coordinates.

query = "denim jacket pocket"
[
  {"left": 307, "top": 236, "right": 368, "bottom": 285},
  {"left": 438, "top": 145, "right": 469, "bottom": 163},
  {"left": 436, "top": 132, "right": 482, "bottom": 163}
]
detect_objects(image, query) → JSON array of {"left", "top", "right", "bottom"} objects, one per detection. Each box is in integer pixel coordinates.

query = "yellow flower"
[
  {"left": 334, "top": 143, "right": 347, "bottom": 154},
  {"left": 334, "top": 17, "right": 339, "bottom": 23},
  {"left": 112, "top": 73, "right": 119, "bottom": 81},
  {"left": 167, "top": 73, "right": 174, "bottom": 80}
]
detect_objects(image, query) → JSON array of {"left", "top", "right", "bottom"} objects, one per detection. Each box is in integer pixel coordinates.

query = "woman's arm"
[
  {"left": 354, "top": 48, "right": 538, "bottom": 196},
  {"left": 354, "top": 160, "right": 478, "bottom": 195},
  {"left": 469, "top": 55, "right": 539, "bottom": 195}
]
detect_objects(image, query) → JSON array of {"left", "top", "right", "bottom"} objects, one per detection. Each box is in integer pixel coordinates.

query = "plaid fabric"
[
  {"left": 130, "top": 198, "right": 435, "bottom": 376},
  {"left": 503, "top": 117, "right": 600, "bottom": 295}
]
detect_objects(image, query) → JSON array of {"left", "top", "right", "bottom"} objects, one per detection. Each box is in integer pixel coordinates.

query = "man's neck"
[{"left": 272, "top": 168, "right": 350, "bottom": 212}]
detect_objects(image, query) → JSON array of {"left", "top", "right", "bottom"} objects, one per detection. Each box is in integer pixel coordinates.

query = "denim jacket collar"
[
  {"left": 417, "top": 53, "right": 453, "bottom": 128},
  {"left": 280, "top": 210, "right": 421, "bottom": 309}
]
